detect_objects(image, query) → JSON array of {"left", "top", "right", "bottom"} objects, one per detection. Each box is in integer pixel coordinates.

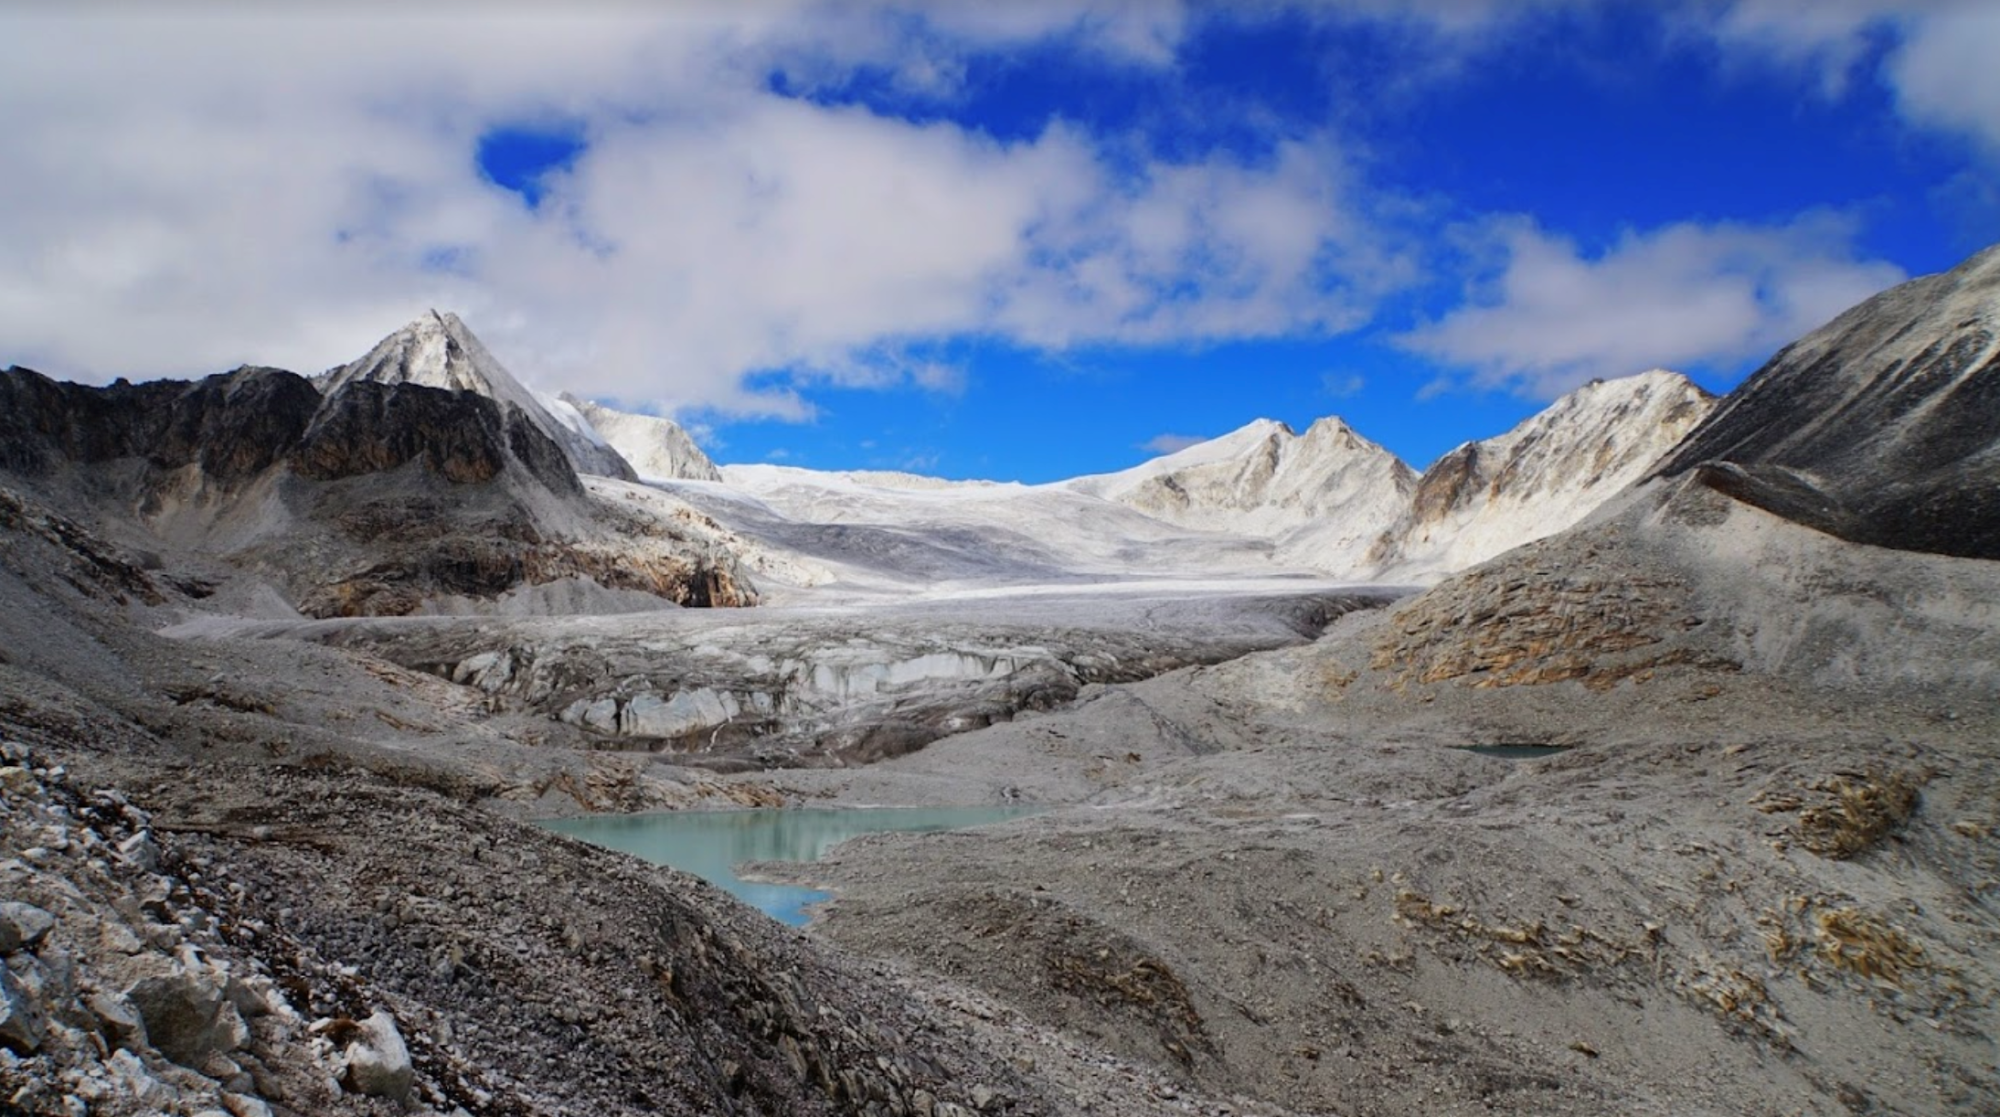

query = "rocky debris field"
[
  {"left": 0, "top": 722, "right": 1315, "bottom": 1117},
  {"left": 788, "top": 724, "right": 2000, "bottom": 1117},
  {"left": 0, "top": 742, "right": 394, "bottom": 1116},
  {"left": 742, "top": 489, "right": 2000, "bottom": 1117}
]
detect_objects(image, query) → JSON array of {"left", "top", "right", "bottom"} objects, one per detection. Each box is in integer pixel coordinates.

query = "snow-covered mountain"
[
  {"left": 1359, "top": 370, "right": 1715, "bottom": 580},
  {"left": 1064, "top": 416, "right": 1418, "bottom": 574},
  {"left": 562, "top": 396, "right": 722, "bottom": 482},
  {"left": 1051, "top": 378, "right": 1708, "bottom": 581},
  {"left": 709, "top": 463, "right": 1282, "bottom": 593},
  {"left": 1654, "top": 242, "right": 2000, "bottom": 560},
  {"left": 320, "top": 310, "right": 637, "bottom": 481}
]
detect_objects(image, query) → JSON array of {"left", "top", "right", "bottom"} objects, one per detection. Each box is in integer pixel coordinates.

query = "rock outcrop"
[
  {"left": 0, "top": 365, "right": 322, "bottom": 495},
  {"left": 0, "top": 330, "right": 756, "bottom": 618},
  {"left": 293, "top": 379, "right": 582, "bottom": 496},
  {"left": 1653, "top": 243, "right": 2000, "bottom": 559}
]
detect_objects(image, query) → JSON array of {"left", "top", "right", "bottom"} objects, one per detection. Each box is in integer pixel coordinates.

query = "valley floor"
[{"left": 4, "top": 474, "right": 1999, "bottom": 1117}]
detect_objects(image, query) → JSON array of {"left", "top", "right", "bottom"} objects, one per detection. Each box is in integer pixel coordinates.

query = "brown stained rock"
[
  {"left": 1754, "top": 768, "right": 1926, "bottom": 860},
  {"left": 294, "top": 543, "right": 754, "bottom": 618},
  {"left": 1367, "top": 561, "right": 1736, "bottom": 692}
]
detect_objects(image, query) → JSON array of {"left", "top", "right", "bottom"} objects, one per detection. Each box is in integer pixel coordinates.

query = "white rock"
[
  {"left": 116, "top": 830, "right": 159, "bottom": 872},
  {"left": 344, "top": 1010, "right": 414, "bottom": 1101}
]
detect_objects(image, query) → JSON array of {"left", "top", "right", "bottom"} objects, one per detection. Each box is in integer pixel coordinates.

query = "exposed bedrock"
[
  {"left": 1653, "top": 242, "right": 2000, "bottom": 560},
  {"left": 0, "top": 365, "right": 757, "bottom": 618}
]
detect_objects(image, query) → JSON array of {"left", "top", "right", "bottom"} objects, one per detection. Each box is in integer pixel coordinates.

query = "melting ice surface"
[{"left": 543, "top": 806, "right": 1039, "bottom": 925}]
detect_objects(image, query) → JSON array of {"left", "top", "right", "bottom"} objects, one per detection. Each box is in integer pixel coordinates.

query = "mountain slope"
[
  {"left": 1359, "top": 370, "right": 1714, "bottom": 579},
  {"left": 1066, "top": 417, "right": 1418, "bottom": 572},
  {"left": 320, "top": 310, "right": 637, "bottom": 481},
  {"left": 0, "top": 361, "right": 754, "bottom": 618},
  {"left": 564, "top": 396, "right": 723, "bottom": 482},
  {"left": 1653, "top": 243, "right": 2000, "bottom": 559}
]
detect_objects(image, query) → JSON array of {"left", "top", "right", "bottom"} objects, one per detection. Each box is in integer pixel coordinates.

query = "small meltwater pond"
[
  {"left": 1456, "top": 744, "right": 1570, "bottom": 760},
  {"left": 542, "top": 806, "right": 1039, "bottom": 925}
]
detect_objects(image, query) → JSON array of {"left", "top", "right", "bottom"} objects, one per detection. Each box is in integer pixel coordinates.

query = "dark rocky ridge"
[
  {"left": 0, "top": 365, "right": 320, "bottom": 489},
  {"left": 320, "top": 310, "right": 638, "bottom": 482},
  {"left": 1, "top": 365, "right": 577, "bottom": 500},
  {"left": 292, "top": 379, "right": 581, "bottom": 498},
  {"left": 1654, "top": 243, "right": 2000, "bottom": 559},
  {"left": 0, "top": 363, "right": 751, "bottom": 616}
]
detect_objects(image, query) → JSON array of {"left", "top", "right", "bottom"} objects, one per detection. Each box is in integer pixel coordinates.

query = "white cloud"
[
  {"left": 1320, "top": 371, "right": 1366, "bottom": 398},
  {"left": 0, "top": 5, "right": 1409, "bottom": 421},
  {"left": 1398, "top": 214, "right": 1907, "bottom": 397},
  {"left": 1887, "top": 8, "right": 2000, "bottom": 154},
  {"left": 1141, "top": 433, "right": 1208, "bottom": 454},
  {"left": 1696, "top": 2, "right": 2000, "bottom": 151},
  {"left": 8, "top": 1, "right": 1986, "bottom": 429}
]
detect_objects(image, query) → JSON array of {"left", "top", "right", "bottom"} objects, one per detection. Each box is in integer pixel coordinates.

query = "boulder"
[
  {"left": 344, "top": 1010, "right": 414, "bottom": 1101},
  {"left": 88, "top": 990, "right": 147, "bottom": 1048},
  {"left": 126, "top": 969, "right": 248, "bottom": 1067},
  {"left": 0, "top": 964, "right": 46, "bottom": 1053},
  {"left": 0, "top": 901, "right": 55, "bottom": 954}
]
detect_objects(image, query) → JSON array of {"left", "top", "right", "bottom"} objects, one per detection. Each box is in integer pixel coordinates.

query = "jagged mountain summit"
[
  {"left": 1067, "top": 416, "right": 1418, "bottom": 539},
  {"left": 562, "top": 395, "right": 723, "bottom": 482},
  {"left": 321, "top": 310, "right": 638, "bottom": 481},
  {"left": 1360, "top": 370, "right": 1715, "bottom": 579},
  {"left": 0, "top": 333, "right": 756, "bottom": 618},
  {"left": 1654, "top": 243, "right": 2000, "bottom": 559},
  {"left": 1051, "top": 373, "right": 1711, "bottom": 581}
]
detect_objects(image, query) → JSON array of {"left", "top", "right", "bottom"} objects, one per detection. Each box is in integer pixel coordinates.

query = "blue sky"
[{"left": 5, "top": 3, "right": 1998, "bottom": 480}]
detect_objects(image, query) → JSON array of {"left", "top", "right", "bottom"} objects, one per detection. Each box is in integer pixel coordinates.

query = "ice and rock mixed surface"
[{"left": 1, "top": 247, "right": 1998, "bottom": 1116}]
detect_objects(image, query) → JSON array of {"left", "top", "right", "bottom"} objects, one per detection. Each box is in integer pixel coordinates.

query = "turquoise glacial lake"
[{"left": 543, "top": 806, "right": 1039, "bottom": 925}]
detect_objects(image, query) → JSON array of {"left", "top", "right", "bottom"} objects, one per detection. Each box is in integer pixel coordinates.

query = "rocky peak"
[
  {"left": 293, "top": 379, "right": 582, "bottom": 497},
  {"left": 321, "top": 312, "right": 636, "bottom": 481},
  {"left": 1654, "top": 241, "right": 2000, "bottom": 559},
  {"left": 1361, "top": 368, "right": 1715, "bottom": 581}
]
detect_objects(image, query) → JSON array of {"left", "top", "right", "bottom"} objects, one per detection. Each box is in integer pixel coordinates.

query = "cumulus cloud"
[
  {"left": 0, "top": 4, "right": 1418, "bottom": 421},
  {"left": 5, "top": 1, "right": 1987, "bottom": 428},
  {"left": 1698, "top": 2, "right": 2000, "bottom": 152},
  {"left": 1887, "top": 8, "right": 2000, "bottom": 154},
  {"left": 1397, "top": 215, "right": 1907, "bottom": 397}
]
